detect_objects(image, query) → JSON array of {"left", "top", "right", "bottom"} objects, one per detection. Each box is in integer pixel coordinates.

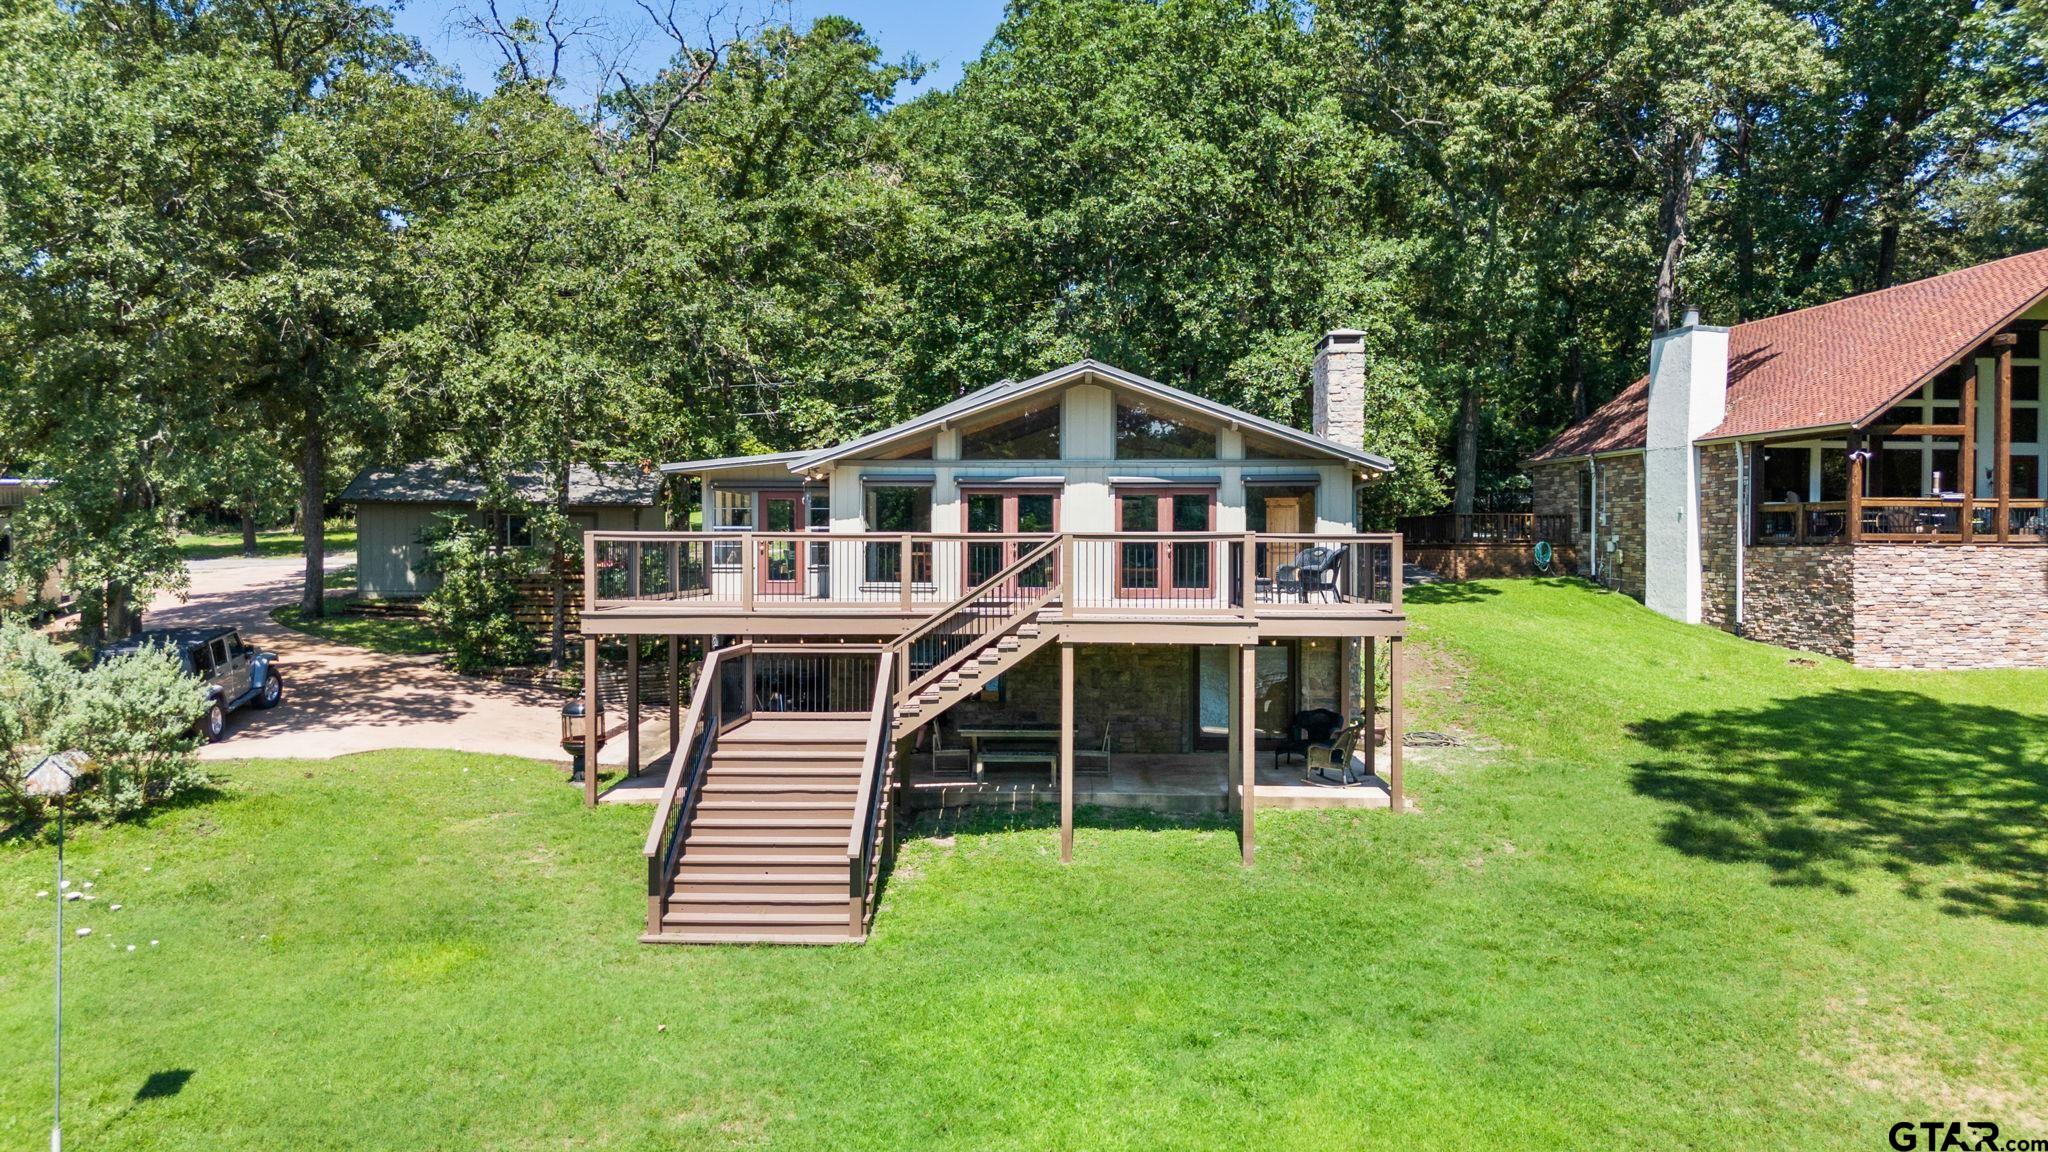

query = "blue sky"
[{"left": 390, "top": 1, "right": 1008, "bottom": 101}]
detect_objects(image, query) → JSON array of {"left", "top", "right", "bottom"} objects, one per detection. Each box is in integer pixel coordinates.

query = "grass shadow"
[
  {"left": 1403, "top": 582, "right": 1503, "bottom": 605},
  {"left": 1628, "top": 687, "right": 2048, "bottom": 924},
  {"left": 136, "top": 1069, "right": 194, "bottom": 1102}
]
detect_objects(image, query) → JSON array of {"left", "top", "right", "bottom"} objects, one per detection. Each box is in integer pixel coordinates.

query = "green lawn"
[
  {"left": 270, "top": 564, "right": 445, "bottom": 658},
  {"left": 174, "top": 523, "right": 356, "bottom": 561},
  {"left": 2, "top": 580, "right": 2043, "bottom": 1149}
]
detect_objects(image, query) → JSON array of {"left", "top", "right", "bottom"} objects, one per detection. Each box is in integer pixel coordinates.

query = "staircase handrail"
[
  {"left": 846, "top": 650, "right": 897, "bottom": 932},
  {"left": 642, "top": 645, "right": 735, "bottom": 933},
  {"left": 887, "top": 536, "right": 1063, "bottom": 701}
]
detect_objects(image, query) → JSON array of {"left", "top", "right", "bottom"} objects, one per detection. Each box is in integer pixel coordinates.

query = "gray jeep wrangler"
[{"left": 98, "top": 627, "right": 284, "bottom": 742}]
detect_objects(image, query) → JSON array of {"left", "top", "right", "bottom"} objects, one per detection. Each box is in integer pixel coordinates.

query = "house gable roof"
[
  {"left": 772, "top": 360, "right": 1393, "bottom": 474},
  {"left": 1530, "top": 248, "right": 2048, "bottom": 463},
  {"left": 341, "top": 462, "right": 662, "bottom": 507}
]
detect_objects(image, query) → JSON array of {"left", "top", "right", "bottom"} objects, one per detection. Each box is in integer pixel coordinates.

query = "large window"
[
  {"left": 864, "top": 486, "right": 932, "bottom": 584},
  {"left": 961, "top": 406, "right": 1060, "bottom": 460},
  {"left": 1761, "top": 445, "right": 1812, "bottom": 503},
  {"left": 1876, "top": 364, "right": 1967, "bottom": 497},
  {"left": 711, "top": 489, "right": 753, "bottom": 529},
  {"left": 1115, "top": 401, "right": 1215, "bottom": 459}
]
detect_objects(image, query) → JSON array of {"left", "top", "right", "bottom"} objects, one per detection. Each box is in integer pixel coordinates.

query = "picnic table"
[{"left": 956, "top": 722, "right": 1061, "bottom": 783}]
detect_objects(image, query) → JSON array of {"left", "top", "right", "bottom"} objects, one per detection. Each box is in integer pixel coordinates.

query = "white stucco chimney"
[
  {"left": 1312, "top": 329, "right": 1368, "bottom": 449},
  {"left": 1643, "top": 310, "right": 1730, "bottom": 624}
]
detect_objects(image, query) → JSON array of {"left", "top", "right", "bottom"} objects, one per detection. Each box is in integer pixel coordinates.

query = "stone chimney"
[
  {"left": 1312, "top": 329, "right": 1368, "bottom": 449},
  {"left": 1642, "top": 309, "right": 1730, "bottom": 625}
]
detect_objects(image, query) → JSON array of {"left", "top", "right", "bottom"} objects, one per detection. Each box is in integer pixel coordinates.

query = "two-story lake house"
[{"left": 580, "top": 335, "right": 1411, "bottom": 944}]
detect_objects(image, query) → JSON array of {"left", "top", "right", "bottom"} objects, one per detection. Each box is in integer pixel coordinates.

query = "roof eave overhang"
[{"left": 1850, "top": 282, "right": 2048, "bottom": 432}]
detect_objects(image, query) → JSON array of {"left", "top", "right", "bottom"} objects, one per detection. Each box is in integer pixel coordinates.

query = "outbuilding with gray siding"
[{"left": 342, "top": 462, "right": 665, "bottom": 599}]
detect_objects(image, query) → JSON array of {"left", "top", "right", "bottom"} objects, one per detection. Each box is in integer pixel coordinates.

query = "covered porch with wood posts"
[
  {"left": 1748, "top": 330, "right": 2047, "bottom": 546},
  {"left": 581, "top": 630, "right": 1409, "bottom": 866}
]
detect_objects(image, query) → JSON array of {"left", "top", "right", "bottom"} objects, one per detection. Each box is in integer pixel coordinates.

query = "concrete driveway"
[{"left": 146, "top": 554, "right": 654, "bottom": 767}]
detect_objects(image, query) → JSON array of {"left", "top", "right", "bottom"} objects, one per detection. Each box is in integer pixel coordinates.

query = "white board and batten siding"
[{"left": 700, "top": 379, "right": 1363, "bottom": 603}]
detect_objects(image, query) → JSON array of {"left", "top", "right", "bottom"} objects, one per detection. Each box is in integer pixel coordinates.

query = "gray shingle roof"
[{"left": 340, "top": 462, "right": 662, "bottom": 508}]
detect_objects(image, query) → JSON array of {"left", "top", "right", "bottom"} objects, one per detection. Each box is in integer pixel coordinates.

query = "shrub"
[
  {"left": 0, "top": 621, "right": 208, "bottom": 822},
  {"left": 56, "top": 646, "right": 210, "bottom": 819},
  {"left": 421, "top": 514, "right": 539, "bottom": 674}
]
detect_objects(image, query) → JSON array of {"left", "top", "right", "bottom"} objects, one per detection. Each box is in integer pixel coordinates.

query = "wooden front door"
[
  {"left": 756, "top": 492, "right": 803, "bottom": 596},
  {"left": 1116, "top": 489, "right": 1215, "bottom": 595},
  {"left": 964, "top": 489, "right": 1059, "bottom": 590}
]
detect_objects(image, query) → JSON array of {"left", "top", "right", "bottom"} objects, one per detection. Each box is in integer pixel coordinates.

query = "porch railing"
[
  {"left": 585, "top": 532, "right": 1403, "bottom": 614},
  {"left": 1752, "top": 498, "right": 2048, "bottom": 545},
  {"left": 1397, "top": 512, "right": 1573, "bottom": 546}
]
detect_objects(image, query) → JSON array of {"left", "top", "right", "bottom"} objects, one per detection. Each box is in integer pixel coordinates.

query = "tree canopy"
[{"left": 2, "top": 0, "right": 2043, "bottom": 635}]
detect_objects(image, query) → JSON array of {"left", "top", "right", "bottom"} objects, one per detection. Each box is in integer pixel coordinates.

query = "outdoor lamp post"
[
  {"left": 560, "top": 698, "right": 604, "bottom": 782},
  {"left": 25, "top": 749, "right": 86, "bottom": 1152}
]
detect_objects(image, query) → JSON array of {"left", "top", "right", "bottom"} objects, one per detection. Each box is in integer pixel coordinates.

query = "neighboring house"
[
  {"left": 340, "top": 462, "right": 665, "bottom": 600},
  {"left": 1528, "top": 249, "right": 2048, "bottom": 669},
  {"left": 581, "top": 335, "right": 1416, "bottom": 944},
  {"left": 0, "top": 478, "right": 65, "bottom": 609}
]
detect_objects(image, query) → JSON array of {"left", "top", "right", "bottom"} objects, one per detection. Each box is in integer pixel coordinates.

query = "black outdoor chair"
[
  {"left": 1274, "top": 707, "right": 1344, "bottom": 768},
  {"left": 1275, "top": 545, "right": 1348, "bottom": 602},
  {"left": 1307, "top": 717, "right": 1372, "bottom": 786}
]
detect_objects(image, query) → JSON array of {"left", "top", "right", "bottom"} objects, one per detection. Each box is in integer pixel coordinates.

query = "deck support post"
[
  {"left": 1363, "top": 635, "right": 1378, "bottom": 778},
  {"left": 1387, "top": 636, "right": 1405, "bottom": 813},
  {"left": 1059, "top": 643, "right": 1075, "bottom": 863},
  {"left": 1995, "top": 333, "right": 2017, "bottom": 541},
  {"left": 1961, "top": 361, "right": 1979, "bottom": 541},
  {"left": 1847, "top": 431, "right": 1865, "bottom": 542},
  {"left": 1225, "top": 642, "right": 1242, "bottom": 816},
  {"left": 583, "top": 635, "right": 601, "bottom": 808},
  {"left": 626, "top": 639, "right": 641, "bottom": 779},
  {"left": 667, "top": 636, "right": 681, "bottom": 756},
  {"left": 1239, "top": 644, "right": 1256, "bottom": 865},
  {"left": 1339, "top": 638, "right": 1354, "bottom": 727}
]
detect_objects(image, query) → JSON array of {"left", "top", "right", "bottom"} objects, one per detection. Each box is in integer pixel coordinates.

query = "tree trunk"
[
  {"left": 240, "top": 506, "right": 258, "bottom": 557},
  {"left": 550, "top": 455, "right": 571, "bottom": 670},
  {"left": 299, "top": 392, "right": 327, "bottom": 617},
  {"left": 1652, "top": 124, "right": 1705, "bottom": 334},
  {"left": 1568, "top": 341, "right": 1588, "bottom": 422},
  {"left": 1452, "top": 380, "right": 1480, "bottom": 516},
  {"left": 1874, "top": 220, "right": 1900, "bottom": 289}
]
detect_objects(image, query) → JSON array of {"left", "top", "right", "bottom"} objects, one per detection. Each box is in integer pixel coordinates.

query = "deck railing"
[
  {"left": 586, "top": 531, "right": 1403, "bottom": 615},
  {"left": 1754, "top": 499, "right": 2048, "bottom": 545},
  {"left": 847, "top": 650, "right": 897, "bottom": 937},
  {"left": 643, "top": 642, "right": 737, "bottom": 936},
  {"left": 1397, "top": 512, "right": 1572, "bottom": 546}
]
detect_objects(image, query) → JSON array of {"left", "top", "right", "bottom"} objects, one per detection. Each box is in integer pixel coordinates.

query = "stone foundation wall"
[
  {"left": 1594, "top": 454, "right": 1646, "bottom": 600},
  {"left": 1530, "top": 455, "right": 1643, "bottom": 596},
  {"left": 1407, "top": 542, "right": 1580, "bottom": 581},
  {"left": 1741, "top": 546, "right": 1855, "bottom": 660},
  {"left": 1529, "top": 462, "right": 1586, "bottom": 572},
  {"left": 947, "top": 643, "right": 1194, "bottom": 753},
  {"left": 1698, "top": 444, "right": 1742, "bottom": 629},
  {"left": 1852, "top": 545, "right": 2048, "bottom": 669}
]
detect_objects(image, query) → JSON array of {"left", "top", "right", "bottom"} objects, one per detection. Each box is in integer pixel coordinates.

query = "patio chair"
[
  {"left": 923, "top": 722, "right": 973, "bottom": 781},
  {"left": 1273, "top": 707, "right": 1343, "bottom": 769},
  {"left": 1305, "top": 717, "right": 1371, "bottom": 786},
  {"left": 1074, "top": 721, "right": 1113, "bottom": 780},
  {"left": 1275, "top": 545, "right": 1349, "bottom": 602}
]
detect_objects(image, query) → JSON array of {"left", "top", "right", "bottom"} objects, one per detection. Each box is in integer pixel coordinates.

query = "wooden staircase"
[
  {"left": 642, "top": 539, "right": 1063, "bottom": 945},
  {"left": 891, "top": 617, "right": 1057, "bottom": 741},
  {"left": 659, "top": 716, "right": 871, "bottom": 943}
]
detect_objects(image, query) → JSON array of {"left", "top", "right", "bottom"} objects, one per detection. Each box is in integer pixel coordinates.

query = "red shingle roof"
[{"left": 1529, "top": 249, "right": 2048, "bottom": 462}]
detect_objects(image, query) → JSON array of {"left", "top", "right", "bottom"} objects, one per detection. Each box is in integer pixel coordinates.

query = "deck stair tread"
[
  {"left": 643, "top": 922, "right": 860, "bottom": 942},
  {"left": 670, "top": 890, "right": 844, "bottom": 903}
]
